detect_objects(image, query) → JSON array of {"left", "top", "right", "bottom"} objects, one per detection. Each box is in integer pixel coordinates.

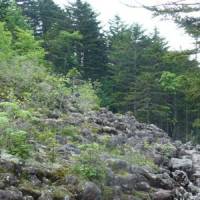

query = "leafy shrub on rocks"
[
  {"left": 73, "top": 144, "right": 107, "bottom": 182},
  {"left": 4, "top": 130, "right": 32, "bottom": 159},
  {"left": 61, "top": 125, "right": 80, "bottom": 137}
]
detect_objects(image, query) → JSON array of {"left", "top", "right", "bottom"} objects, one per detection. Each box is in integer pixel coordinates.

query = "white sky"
[{"left": 54, "top": 0, "right": 195, "bottom": 50}]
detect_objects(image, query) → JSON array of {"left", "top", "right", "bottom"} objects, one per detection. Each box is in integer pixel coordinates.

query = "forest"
[
  {"left": 1, "top": 1, "right": 200, "bottom": 199},
  {"left": 0, "top": 0, "right": 200, "bottom": 143}
]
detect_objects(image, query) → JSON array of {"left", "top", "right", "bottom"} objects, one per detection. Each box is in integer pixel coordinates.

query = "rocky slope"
[{"left": 1, "top": 107, "right": 200, "bottom": 200}]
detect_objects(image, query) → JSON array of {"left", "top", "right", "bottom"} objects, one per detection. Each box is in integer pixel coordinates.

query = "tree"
[
  {"left": 0, "top": 0, "right": 28, "bottom": 32},
  {"left": 104, "top": 20, "right": 168, "bottom": 114},
  {"left": 68, "top": 0, "right": 108, "bottom": 80},
  {"left": 16, "top": 0, "right": 66, "bottom": 36},
  {"left": 13, "top": 28, "right": 45, "bottom": 61},
  {"left": 46, "top": 31, "right": 82, "bottom": 74},
  {"left": 130, "top": 0, "right": 200, "bottom": 59},
  {"left": 0, "top": 0, "right": 12, "bottom": 19},
  {"left": 0, "top": 22, "right": 12, "bottom": 60}
]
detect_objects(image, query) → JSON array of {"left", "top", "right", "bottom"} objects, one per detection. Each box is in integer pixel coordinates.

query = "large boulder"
[
  {"left": 0, "top": 187, "right": 23, "bottom": 200},
  {"left": 81, "top": 182, "right": 101, "bottom": 200},
  {"left": 172, "top": 170, "right": 189, "bottom": 187},
  {"left": 170, "top": 158, "right": 193, "bottom": 173}
]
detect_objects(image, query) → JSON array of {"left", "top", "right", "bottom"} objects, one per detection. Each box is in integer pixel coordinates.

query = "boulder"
[
  {"left": 38, "top": 192, "right": 53, "bottom": 200},
  {"left": 0, "top": 187, "right": 23, "bottom": 200},
  {"left": 105, "top": 159, "right": 129, "bottom": 171},
  {"left": 23, "top": 196, "right": 34, "bottom": 200},
  {"left": 172, "top": 170, "right": 189, "bottom": 187},
  {"left": 152, "top": 189, "right": 173, "bottom": 200},
  {"left": 57, "top": 144, "right": 80, "bottom": 155},
  {"left": 152, "top": 173, "right": 175, "bottom": 190},
  {"left": 170, "top": 158, "right": 192, "bottom": 173},
  {"left": 135, "top": 181, "right": 151, "bottom": 192},
  {"left": 82, "top": 182, "right": 101, "bottom": 200}
]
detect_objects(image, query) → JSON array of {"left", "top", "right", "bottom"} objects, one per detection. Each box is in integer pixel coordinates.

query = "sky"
[{"left": 54, "top": 0, "right": 195, "bottom": 50}]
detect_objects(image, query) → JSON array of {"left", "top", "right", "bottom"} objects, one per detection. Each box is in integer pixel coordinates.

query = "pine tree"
[
  {"left": 0, "top": 0, "right": 12, "bottom": 19},
  {"left": 68, "top": 0, "right": 108, "bottom": 80},
  {"left": 143, "top": 1, "right": 200, "bottom": 59},
  {"left": 16, "top": 0, "right": 66, "bottom": 36}
]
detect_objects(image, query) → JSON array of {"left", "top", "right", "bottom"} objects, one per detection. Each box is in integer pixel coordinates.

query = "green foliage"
[
  {"left": 66, "top": 68, "right": 81, "bottom": 80},
  {"left": 159, "top": 143, "right": 176, "bottom": 159},
  {"left": 0, "top": 0, "right": 199, "bottom": 151},
  {"left": 13, "top": 28, "right": 45, "bottom": 61},
  {"left": 61, "top": 125, "right": 80, "bottom": 137},
  {"left": 0, "top": 115, "right": 9, "bottom": 128},
  {"left": 46, "top": 31, "right": 82, "bottom": 74},
  {"left": 123, "top": 151, "right": 158, "bottom": 171},
  {"left": 76, "top": 82, "right": 100, "bottom": 112},
  {"left": 0, "top": 22, "right": 12, "bottom": 60},
  {"left": 67, "top": 0, "right": 108, "bottom": 80},
  {"left": 160, "top": 71, "right": 183, "bottom": 93},
  {"left": 0, "top": 102, "right": 33, "bottom": 159},
  {"left": 36, "top": 130, "right": 58, "bottom": 162},
  {"left": 193, "top": 119, "right": 200, "bottom": 128},
  {"left": 73, "top": 144, "right": 106, "bottom": 182},
  {"left": 0, "top": 102, "right": 32, "bottom": 120},
  {"left": 3, "top": 2, "right": 28, "bottom": 31},
  {"left": 5, "top": 130, "right": 32, "bottom": 159}
]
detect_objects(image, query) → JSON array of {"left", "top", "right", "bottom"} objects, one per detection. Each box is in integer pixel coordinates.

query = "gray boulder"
[
  {"left": 152, "top": 189, "right": 173, "bottom": 200},
  {"left": 82, "top": 182, "right": 101, "bottom": 200},
  {"left": 23, "top": 196, "right": 34, "bottom": 200},
  {"left": 170, "top": 158, "right": 192, "bottom": 173},
  {"left": 172, "top": 170, "right": 189, "bottom": 187},
  {"left": 38, "top": 192, "right": 53, "bottom": 200},
  {"left": 0, "top": 187, "right": 23, "bottom": 200}
]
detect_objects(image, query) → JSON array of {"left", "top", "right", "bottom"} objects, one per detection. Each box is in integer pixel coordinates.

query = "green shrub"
[
  {"left": 73, "top": 145, "right": 106, "bottom": 182},
  {"left": 6, "top": 130, "right": 32, "bottom": 159},
  {"left": 0, "top": 102, "right": 33, "bottom": 120},
  {"left": 159, "top": 143, "right": 176, "bottom": 158},
  {"left": 124, "top": 151, "right": 158, "bottom": 171},
  {"left": 0, "top": 22, "right": 13, "bottom": 60},
  {"left": 36, "top": 130, "right": 58, "bottom": 162},
  {"left": 76, "top": 82, "right": 100, "bottom": 112},
  {"left": 61, "top": 125, "right": 80, "bottom": 137},
  {"left": 0, "top": 115, "right": 9, "bottom": 128}
]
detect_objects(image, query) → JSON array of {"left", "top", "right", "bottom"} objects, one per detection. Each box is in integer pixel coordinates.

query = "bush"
[
  {"left": 5, "top": 130, "right": 32, "bottom": 159},
  {"left": 61, "top": 125, "right": 80, "bottom": 142},
  {"left": 36, "top": 130, "right": 58, "bottom": 162},
  {"left": 73, "top": 144, "right": 106, "bottom": 182},
  {"left": 0, "top": 102, "right": 32, "bottom": 120},
  {"left": 76, "top": 82, "right": 100, "bottom": 112},
  {"left": 0, "top": 115, "right": 9, "bottom": 128}
]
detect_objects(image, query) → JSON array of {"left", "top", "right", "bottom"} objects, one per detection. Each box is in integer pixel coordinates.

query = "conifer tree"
[{"left": 68, "top": 0, "right": 108, "bottom": 80}]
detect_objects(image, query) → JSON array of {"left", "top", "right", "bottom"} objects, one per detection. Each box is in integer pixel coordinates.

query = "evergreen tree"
[
  {"left": 143, "top": 1, "right": 200, "bottom": 59},
  {"left": 16, "top": 0, "right": 66, "bottom": 36},
  {"left": 68, "top": 0, "right": 108, "bottom": 80},
  {"left": 46, "top": 31, "right": 82, "bottom": 74},
  {"left": 0, "top": 0, "right": 12, "bottom": 19}
]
